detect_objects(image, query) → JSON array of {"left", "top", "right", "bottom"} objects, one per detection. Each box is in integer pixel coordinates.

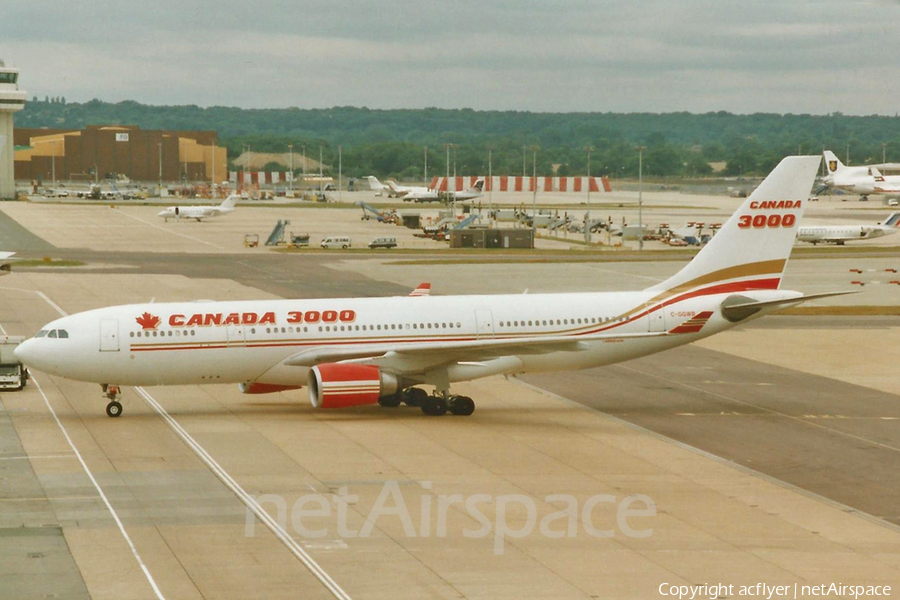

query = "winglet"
[{"left": 668, "top": 311, "right": 713, "bottom": 334}]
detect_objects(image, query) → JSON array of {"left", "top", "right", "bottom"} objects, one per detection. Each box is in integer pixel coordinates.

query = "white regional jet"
[
  {"left": 158, "top": 195, "right": 239, "bottom": 222},
  {"left": 404, "top": 178, "right": 485, "bottom": 203},
  {"left": 385, "top": 179, "right": 430, "bottom": 198},
  {"left": 16, "top": 157, "right": 849, "bottom": 419},
  {"left": 797, "top": 212, "right": 900, "bottom": 245},
  {"left": 823, "top": 150, "right": 900, "bottom": 198}
]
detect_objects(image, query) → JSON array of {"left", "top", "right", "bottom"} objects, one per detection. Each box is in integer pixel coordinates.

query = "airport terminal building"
[{"left": 13, "top": 125, "right": 227, "bottom": 184}]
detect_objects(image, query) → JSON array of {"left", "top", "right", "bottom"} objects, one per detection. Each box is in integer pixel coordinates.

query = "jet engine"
[{"left": 308, "top": 363, "right": 399, "bottom": 408}]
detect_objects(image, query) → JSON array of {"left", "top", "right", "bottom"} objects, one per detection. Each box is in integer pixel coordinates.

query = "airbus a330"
[{"left": 17, "top": 157, "right": 847, "bottom": 418}]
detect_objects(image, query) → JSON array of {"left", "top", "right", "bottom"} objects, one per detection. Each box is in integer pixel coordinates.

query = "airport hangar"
[
  {"left": 13, "top": 125, "right": 227, "bottom": 184},
  {"left": 1, "top": 186, "right": 899, "bottom": 600}
]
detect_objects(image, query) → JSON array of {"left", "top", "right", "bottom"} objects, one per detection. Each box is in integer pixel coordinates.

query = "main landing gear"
[
  {"left": 102, "top": 384, "right": 122, "bottom": 418},
  {"left": 379, "top": 387, "right": 475, "bottom": 416}
]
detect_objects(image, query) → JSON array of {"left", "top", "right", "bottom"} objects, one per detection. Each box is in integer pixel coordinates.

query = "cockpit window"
[
  {"left": 57, "top": 330, "right": 69, "bottom": 339},
  {"left": 48, "top": 330, "right": 58, "bottom": 338},
  {"left": 35, "top": 330, "right": 48, "bottom": 338}
]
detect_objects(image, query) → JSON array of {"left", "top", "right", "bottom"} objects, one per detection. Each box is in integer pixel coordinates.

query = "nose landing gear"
[{"left": 102, "top": 384, "right": 122, "bottom": 418}]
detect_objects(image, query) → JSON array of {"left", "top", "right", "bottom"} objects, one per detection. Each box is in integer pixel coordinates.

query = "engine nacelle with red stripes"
[{"left": 308, "top": 363, "right": 400, "bottom": 408}]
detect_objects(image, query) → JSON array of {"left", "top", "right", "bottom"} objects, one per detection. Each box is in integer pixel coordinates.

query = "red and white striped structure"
[
  {"left": 229, "top": 171, "right": 294, "bottom": 186},
  {"left": 429, "top": 176, "right": 612, "bottom": 193}
]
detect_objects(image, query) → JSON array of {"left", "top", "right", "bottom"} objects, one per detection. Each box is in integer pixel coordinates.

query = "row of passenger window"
[
  {"left": 499, "top": 316, "right": 623, "bottom": 328},
  {"left": 131, "top": 321, "right": 467, "bottom": 339}
]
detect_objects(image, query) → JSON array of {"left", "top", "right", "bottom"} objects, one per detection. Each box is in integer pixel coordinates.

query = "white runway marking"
[
  {"left": 617, "top": 363, "right": 900, "bottom": 454},
  {"left": 112, "top": 209, "right": 226, "bottom": 251},
  {"left": 8, "top": 283, "right": 352, "bottom": 599},
  {"left": 32, "top": 377, "right": 167, "bottom": 600},
  {"left": 133, "top": 385, "right": 354, "bottom": 600},
  {"left": 13, "top": 286, "right": 168, "bottom": 599}
]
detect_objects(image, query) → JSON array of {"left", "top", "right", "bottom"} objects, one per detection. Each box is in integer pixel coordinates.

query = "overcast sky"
[{"left": 3, "top": 0, "right": 900, "bottom": 114}]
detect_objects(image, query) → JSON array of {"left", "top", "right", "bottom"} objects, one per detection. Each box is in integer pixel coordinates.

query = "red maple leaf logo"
[{"left": 136, "top": 312, "right": 161, "bottom": 330}]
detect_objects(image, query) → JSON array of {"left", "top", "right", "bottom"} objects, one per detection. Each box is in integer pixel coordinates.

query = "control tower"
[{"left": 0, "top": 60, "right": 26, "bottom": 199}]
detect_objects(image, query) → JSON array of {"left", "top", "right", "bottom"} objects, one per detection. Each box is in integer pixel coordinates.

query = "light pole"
[
  {"left": 487, "top": 145, "right": 494, "bottom": 226},
  {"left": 211, "top": 140, "right": 216, "bottom": 198},
  {"left": 531, "top": 146, "right": 538, "bottom": 227},
  {"left": 424, "top": 146, "right": 428, "bottom": 184},
  {"left": 452, "top": 145, "right": 457, "bottom": 179},
  {"left": 158, "top": 142, "right": 162, "bottom": 197},
  {"left": 522, "top": 146, "right": 527, "bottom": 177},
  {"left": 288, "top": 144, "right": 293, "bottom": 193},
  {"left": 846, "top": 143, "right": 850, "bottom": 166},
  {"left": 636, "top": 146, "right": 646, "bottom": 251},
  {"left": 883, "top": 143, "right": 887, "bottom": 169},
  {"left": 584, "top": 145, "right": 594, "bottom": 243},
  {"left": 338, "top": 145, "right": 342, "bottom": 203},
  {"left": 444, "top": 143, "right": 452, "bottom": 210},
  {"left": 302, "top": 145, "right": 306, "bottom": 178}
]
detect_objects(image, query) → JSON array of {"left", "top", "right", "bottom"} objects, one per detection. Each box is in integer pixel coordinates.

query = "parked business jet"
[
  {"left": 823, "top": 150, "right": 900, "bottom": 198},
  {"left": 404, "top": 178, "right": 485, "bottom": 203},
  {"left": 157, "top": 195, "right": 239, "bottom": 222},
  {"left": 797, "top": 212, "right": 900, "bottom": 245},
  {"left": 16, "top": 157, "right": 849, "bottom": 419},
  {"left": 365, "top": 176, "right": 391, "bottom": 196}
]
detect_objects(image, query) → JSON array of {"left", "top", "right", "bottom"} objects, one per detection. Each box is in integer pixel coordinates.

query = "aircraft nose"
[{"left": 14, "top": 339, "right": 35, "bottom": 365}]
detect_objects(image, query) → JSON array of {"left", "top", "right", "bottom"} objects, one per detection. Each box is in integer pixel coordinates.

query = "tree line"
[{"left": 17, "top": 98, "right": 900, "bottom": 179}]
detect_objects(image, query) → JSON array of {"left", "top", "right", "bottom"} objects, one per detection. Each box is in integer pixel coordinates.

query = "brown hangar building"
[{"left": 14, "top": 125, "right": 227, "bottom": 183}]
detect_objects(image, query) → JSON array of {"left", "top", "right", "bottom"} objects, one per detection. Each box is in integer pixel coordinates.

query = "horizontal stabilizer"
[{"left": 721, "top": 290, "right": 858, "bottom": 322}]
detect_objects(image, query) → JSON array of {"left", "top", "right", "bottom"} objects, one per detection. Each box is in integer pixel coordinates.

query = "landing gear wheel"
[
  {"left": 106, "top": 401, "right": 123, "bottom": 418},
  {"left": 402, "top": 387, "right": 428, "bottom": 407},
  {"left": 378, "top": 394, "right": 402, "bottom": 408},
  {"left": 421, "top": 395, "right": 448, "bottom": 416},
  {"left": 448, "top": 395, "right": 475, "bottom": 416}
]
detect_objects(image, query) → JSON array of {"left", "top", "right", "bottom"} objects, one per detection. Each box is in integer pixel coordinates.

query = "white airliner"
[
  {"left": 796, "top": 212, "right": 900, "bottom": 245},
  {"left": 823, "top": 150, "right": 900, "bottom": 198},
  {"left": 157, "top": 195, "right": 239, "bottom": 222},
  {"left": 404, "top": 178, "right": 485, "bottom": 203},
  {"left": 16, "top": 157, "right": 849, "bottom": 419}
]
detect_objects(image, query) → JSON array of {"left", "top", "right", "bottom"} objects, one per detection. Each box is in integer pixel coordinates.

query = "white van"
[{"left": 321, "top": 236, "right": 351, "bottom": 249}]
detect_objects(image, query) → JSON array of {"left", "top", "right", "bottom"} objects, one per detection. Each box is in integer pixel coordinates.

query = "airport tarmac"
[
  {"left": 1, "top": 196, "right": 899, "bottom": 599},
  {"left": 18, "top": 189, "right": 900, "bottom": 255}
]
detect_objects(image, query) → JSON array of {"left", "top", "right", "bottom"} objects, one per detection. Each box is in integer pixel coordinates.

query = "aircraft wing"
[{"left": 282, "top": 330, "right": 669, "bottom": 375}]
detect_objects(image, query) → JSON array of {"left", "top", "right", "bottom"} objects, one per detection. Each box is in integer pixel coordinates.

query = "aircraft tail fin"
[
  {"left": 366, "top": 176, "right": 384, "bottom": 191},
  {"left": 470, "top": 177, "right": 485, "bottom": 192},
  {"left": 409, "top": 282, "right": 431, "bottom": 297},
  {"left": 881, "top": 212, "right": 900, "bottom": 227},
  {"left": 871, "top": 166, "right": 885, "bottom": 182},
  {"left": 646, "top": 156, "right": 821, "bottom": 296},
  {"left": 823, "top": 150, "right": 845, "bottom": 175},
  {"left": 219, "top": 194, "right": 239, "bottom": 210}
]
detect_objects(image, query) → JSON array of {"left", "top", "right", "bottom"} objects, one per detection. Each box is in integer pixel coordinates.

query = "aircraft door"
[
  {"left": 100, "top": 319, "right": 120, "bottom": 352},
  {"left": 474, "top": 308, "right": 495, "bottom": 338},
  {"left": 226, "top": 324, "right": 246, "bottom": 346},
  {"left": 646, "top": 307, "right": 666, "bottom": 332}
]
